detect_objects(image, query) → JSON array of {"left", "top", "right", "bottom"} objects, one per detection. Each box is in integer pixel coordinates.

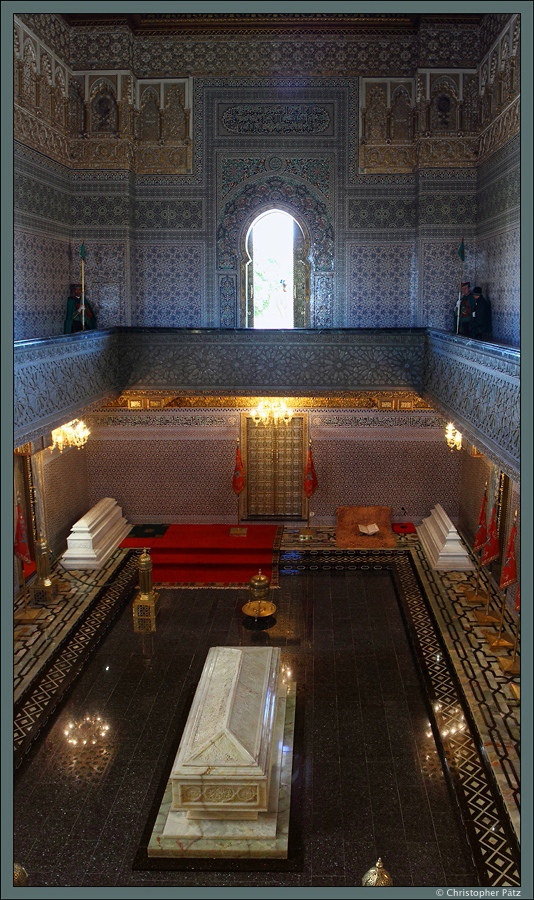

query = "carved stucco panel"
[
  {"left": 118, "top": 334, "right": 425, "bottom": 392},
  {"left": 424, "top": 342, "right": 519, "bottom": 469},
  {"left": 14, "top": 338, "right": 120, "bottom": 441}
]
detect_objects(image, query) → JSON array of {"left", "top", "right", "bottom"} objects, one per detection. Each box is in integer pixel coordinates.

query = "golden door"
[{"left": 242, "top": 414, "right": 306, "bottom": 519}]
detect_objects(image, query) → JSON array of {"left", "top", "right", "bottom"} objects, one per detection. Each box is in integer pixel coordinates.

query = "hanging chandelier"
[
  {"left": 51, "top": 419, "right": 90, "bottom": 452},
  {"left": 250, "top": 399, "right": 293, "bottom": 426},
  {"left": 445, "top": 422, "right": 462, "bottom": 452}
]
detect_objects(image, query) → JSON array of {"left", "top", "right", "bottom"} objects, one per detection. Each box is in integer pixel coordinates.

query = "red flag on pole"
[
  {"left": 480, "top": 505, "right": 500, "bottom": 567},
  {"left": 14, "top": 500, "right": 31, "bottom": 565},
  {"left": 515, "top": 584, "right": 520, "bottom": 612},
  {"left": 473, "top": 489, "right": 487, "bottom": 552},
  {"left": 499, "top": 524, "right": 517, "bottom": 590},
  {"left": 303, "top": 444, "right": 318, "bottom": 499},
  {"left": 232, "top": 443, "right": 245, "bottom": 495}
]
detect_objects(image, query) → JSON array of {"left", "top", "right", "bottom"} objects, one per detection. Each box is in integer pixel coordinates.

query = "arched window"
[{"left": 243, "top": 209, "right": 309, "bottom": 328}]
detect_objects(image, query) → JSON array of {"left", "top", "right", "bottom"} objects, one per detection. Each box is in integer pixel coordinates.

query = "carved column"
[
  {"left": 509, "top": 58, "right": 516, "bottom": 96},
  {"left": 34, "top": 74, "right": 41, "bottom": 115},
  {"left": 457, "top": 100, "right": 464, "bottom": 133},
  {"left": 385, "top": 108, "right": 392, "bottom": 142},
  {"left": 360, "top": 107, "right": 368, "bottom": 142},
  {"left": 15, "top": 59, "right": 23, "bottom": 102},
  {"left": 410, "top": 107, "right": 417, "bottom": 141}
]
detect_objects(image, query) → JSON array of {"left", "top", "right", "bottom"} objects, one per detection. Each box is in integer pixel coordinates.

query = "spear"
[{"left": 80, "top": 242, "right": 86, "bottom": 331}]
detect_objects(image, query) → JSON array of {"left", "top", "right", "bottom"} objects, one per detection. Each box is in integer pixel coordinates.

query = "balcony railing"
[{"left": 13, "top": 327, "right": 519, "bottom": 479}]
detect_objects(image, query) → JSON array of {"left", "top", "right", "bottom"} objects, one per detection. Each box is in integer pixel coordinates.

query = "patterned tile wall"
[
  {"left": 81, "top": 31, "right": 419, "bottom": 78},
  {"left": 421, "top": 240, "right": 481, "bottom": 333},
  {"left": 14, "top": 232, "right": 71, "bottom": 341},
  {"left": 17, "top": 13, "right": 71, "bottom": 62},
  {"left": 14, "top": 145, "right": 73, "bottom": 341},
  {"left": 132, "top": 244, "right": 203, "bottom": 327},
  {"left": 346, "top": 242, "right": 417, "bottom": 327},
  {"left": 14, "top": 332, "right": 121, "bottom": 447},
  {"left": 83, "top": 432, "right": 461, "bottom": 526},
  {"left": 86, "top": 439, "right": 238, "bottom": 522},
  {"left": 68, "top": 18, "right": 490, "bottom": 77},
  {"left": 475, "top": 229, "right": 520, "bottom": 346},
  {"left": 475, "top": 138, "right": 520, "bottom": 346},
  {"left": 78, "top": 242, "right": 129, "bottom": 330},
  {"left": 41, "top": 446, "right": 90, "bottom": 557},
  {"left": 310, "top": 439, "right": 462, "bottom": 524}
]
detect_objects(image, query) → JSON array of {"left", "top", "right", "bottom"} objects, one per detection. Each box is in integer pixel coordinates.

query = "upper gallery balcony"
[{"left": 13, "top": 327, "right": 519, "bottom": 480}]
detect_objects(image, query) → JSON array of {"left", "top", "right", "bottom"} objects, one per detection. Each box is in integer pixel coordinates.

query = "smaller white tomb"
[
  {"left": 417, "top": 503, "right": 475, "bottom": 571},
  {"left": 61, "top": 497, "right": 131, "bottom": 570}
]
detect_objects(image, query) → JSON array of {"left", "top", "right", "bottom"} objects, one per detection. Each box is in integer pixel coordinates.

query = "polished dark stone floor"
[{"left": 14, "top": 571, "right": 479, "bottom": 888}]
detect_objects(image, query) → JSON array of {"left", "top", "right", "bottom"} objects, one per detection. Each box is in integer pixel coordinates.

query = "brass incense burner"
[{"left": 241, "top": 569, "right": 276, "bottom": 619}]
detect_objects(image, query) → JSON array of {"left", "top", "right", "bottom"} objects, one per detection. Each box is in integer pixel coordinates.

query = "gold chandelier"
[
  {"left": 51, "top": 419, "right": 90, "bottom": 452},
  {"left": 250, "top": 399, "right": 293, "bottom": 426},
  {"left": 445, "top": 422, "right": 462, "bottom": 452}
]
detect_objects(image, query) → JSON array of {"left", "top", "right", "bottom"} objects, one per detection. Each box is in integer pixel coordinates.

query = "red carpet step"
[{"left": 121, "top": 524, "right": 282, "bottom": 586}]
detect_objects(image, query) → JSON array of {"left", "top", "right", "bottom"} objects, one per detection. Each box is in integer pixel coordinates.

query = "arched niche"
[{"left": 217, "top": 175, "right": 334, "bottom": 328}]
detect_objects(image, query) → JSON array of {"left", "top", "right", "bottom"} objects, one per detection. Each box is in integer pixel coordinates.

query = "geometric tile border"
[
  {"left": 410, "top": 547, "right": 520, "bottom": 839},
  {"left": 392, "top": 553, "right": 520, "bottom": 887},
  {"left": 279, "top": 529, "right": 520, "bottom": 887},
  {"left": 13, "top": 551, "right": 138, "bottom": 771}
]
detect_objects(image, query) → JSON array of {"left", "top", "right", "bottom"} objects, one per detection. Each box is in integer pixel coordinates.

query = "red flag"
[
  {"left": 473, "top": 489, "right": 487, "bottom": 552},
  {"left": 303, "top": 445, "right": 318, "bottom": 499},
  {"left": 14, "top": 501, "right": 31, "bottom": 565},
  {"left": 499, "top": 524, "right": 517, "bottom": 590},
  {"left": 481, "top": 505, "right": 499, "bottom": 566},
  {"left": 515, "top": 584, "right": 520, "bottom": 613},
  {"left": 232, "top": 444, "right": 245, "bottom": 495}
]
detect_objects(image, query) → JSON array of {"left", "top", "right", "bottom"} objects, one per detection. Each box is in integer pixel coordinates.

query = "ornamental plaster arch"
[{"left": 216, "top": 175, "right": 334, "bottom": 328}]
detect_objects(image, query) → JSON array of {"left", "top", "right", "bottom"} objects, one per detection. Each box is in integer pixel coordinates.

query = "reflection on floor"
[{"left": 13, "top": 530, "right": 520, "bottom": 888}]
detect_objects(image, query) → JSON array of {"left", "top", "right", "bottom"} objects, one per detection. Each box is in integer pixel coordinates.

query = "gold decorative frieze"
[
  {"left": 104, "top": 391, "right": 432, "bottom": 410},
  {"left": 416, "top": 137, "right": 478, "bottom": 168},
  {"left": 360, "top": 143, "right": 416, "bottom": 174},
  {"left": 134, "top": 142, "right": 191, "bottom": 175},
  {"left": 70, "top": 137, "right": 135, "bottom": 170}
]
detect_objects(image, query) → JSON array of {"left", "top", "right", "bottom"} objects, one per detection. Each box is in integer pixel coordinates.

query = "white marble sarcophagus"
[
  {"left": 149, "top": 645, "right": 295, "bottom": 858},
  {"left": 61, "top": 497, "right": 131, "bottom": 570},
  {"left": 416, "top": 502, "right": 475, "bottom": 571},
  {"left": 171, "top": 646, "right": 280, "bottom": 820}
]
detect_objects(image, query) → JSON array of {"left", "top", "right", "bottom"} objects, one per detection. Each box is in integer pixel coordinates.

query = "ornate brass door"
[{"left": 242, "top": 415, "right": 306, "bottom": 519}]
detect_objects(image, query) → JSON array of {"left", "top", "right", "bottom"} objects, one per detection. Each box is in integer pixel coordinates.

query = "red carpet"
[{"left": 120, "top": 524, "right": 283, "bottom": 587}]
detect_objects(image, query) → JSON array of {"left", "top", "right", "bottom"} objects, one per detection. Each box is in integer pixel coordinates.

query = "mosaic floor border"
[
  {"left": 13, "top": 551, "right": 138, "bottom": 771},
  {"left": 389, "top": 551, "right": 520, "bottom": 887}
]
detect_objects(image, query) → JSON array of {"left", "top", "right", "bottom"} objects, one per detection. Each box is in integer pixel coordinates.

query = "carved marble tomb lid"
[{"left": 172, "top": 646, "right": 281, "bottom": 779}]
